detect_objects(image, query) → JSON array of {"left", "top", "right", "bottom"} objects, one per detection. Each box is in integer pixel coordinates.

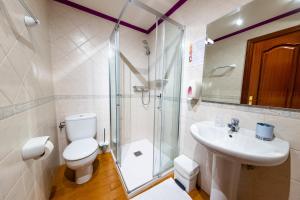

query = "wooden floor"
[{"left": 50, "top": 153, "right": 209, "bottom": 200}]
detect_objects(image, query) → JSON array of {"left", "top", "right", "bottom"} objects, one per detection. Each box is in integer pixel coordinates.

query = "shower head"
[{"left": 143, "top": 40, "right": 150, "bottom": 55}]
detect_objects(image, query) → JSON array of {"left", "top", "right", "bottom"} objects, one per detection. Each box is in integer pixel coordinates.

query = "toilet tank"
[{"left": 65, "top": 113, "right": 97, "bottom": 141}]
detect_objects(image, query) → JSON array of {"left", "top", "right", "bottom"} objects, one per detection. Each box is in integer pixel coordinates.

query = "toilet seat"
[{"left": 63, "top": 138, "right": 98, "bottom": 161}]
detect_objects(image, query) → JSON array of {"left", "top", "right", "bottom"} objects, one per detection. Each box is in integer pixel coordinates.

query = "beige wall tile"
[
  {"left": 7, "top": 42, "right": 32, "bottom": 80},
  {"left": 0, "top": 91, "right": 10, "bottom": 107},
  {"left": 0, "top": 58, "right": 22, "bottom": 102},
  {"left": 69, "top": 28, "right": 88, "bottom": 46},
  {"left": 0, "top": 46, "right": 5, "bottom": 61},
  {"left": 290, "top": 149, "right": 300, "bottom": 182},
  {"left": 264, "top": 115, "right": 300, "bottom": 150},
  {"left": 289, "top": 180, "right": 300, "bottom": 200},
  {"left": 4, "top": 176, "right": 26, "bottom": 200},
  {"left": 0, "top": 0, "right": 58, "bottom": 199},
  {"left": 0, "top": 150, "right": 24, "bottom": 197},
  {"left": 13, "top": 85, "right": 32, "bottom": 104}
]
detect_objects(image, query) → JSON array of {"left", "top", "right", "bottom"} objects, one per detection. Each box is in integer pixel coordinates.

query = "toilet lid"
[{"left": 63, "top": 138, "right": 98, "bottom": 161}]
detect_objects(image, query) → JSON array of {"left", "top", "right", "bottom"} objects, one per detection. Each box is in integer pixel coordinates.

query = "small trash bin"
[{"left": 174, "top": 155, "right": 200, "bottom": 193}]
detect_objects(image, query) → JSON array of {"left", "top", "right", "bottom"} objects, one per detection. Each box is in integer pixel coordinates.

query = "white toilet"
[{"left": 63, "top": 113, "right": 99, "bottom": 184}]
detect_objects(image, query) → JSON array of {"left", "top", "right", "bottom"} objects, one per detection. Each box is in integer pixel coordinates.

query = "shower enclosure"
[{"left": 109, "top": 0, "right": 184, "bottom": 195}]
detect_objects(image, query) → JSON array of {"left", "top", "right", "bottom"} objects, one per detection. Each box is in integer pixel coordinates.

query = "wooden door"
[{"left": 241, "top": 25, "right": 300, "bottom": 109}]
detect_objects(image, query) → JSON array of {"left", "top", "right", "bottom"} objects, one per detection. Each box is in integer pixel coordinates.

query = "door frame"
[{"left": 241, "top": 25, "right": 300, "bottom": 104}]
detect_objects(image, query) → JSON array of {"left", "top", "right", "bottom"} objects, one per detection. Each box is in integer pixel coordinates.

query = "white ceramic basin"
[
  {"left": 190, "top": 121, "right": 290, "bottom": 200},
  {"left": 190, "top": 121, "right": 289, "bottom": 166}
]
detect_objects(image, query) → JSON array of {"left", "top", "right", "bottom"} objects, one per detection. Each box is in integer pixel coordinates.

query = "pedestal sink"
[{"left": 190, "top": 121, "right": 289, "bottom": 200}]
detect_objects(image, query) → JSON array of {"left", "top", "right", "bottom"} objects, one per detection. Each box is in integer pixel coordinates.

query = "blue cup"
[{"left": 256, "top": 123, "right": 274, "bottom": 141}]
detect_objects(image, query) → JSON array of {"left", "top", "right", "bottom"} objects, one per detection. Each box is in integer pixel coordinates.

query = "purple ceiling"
[{"left": 54, "top": 0, "right": 187, "bottom": 34}]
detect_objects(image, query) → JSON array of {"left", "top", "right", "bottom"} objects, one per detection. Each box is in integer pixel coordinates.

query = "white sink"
[
  {"left": 190, "top": 121, "right": 289, "bottom": 166},
  {"left": 190, "top": 121, "right": 289, "bottom": 200}
]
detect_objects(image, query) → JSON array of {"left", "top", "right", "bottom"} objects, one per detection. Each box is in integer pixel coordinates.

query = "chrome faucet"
[{"left": 228, "top": 118, "right": 240, "bottom": 132}]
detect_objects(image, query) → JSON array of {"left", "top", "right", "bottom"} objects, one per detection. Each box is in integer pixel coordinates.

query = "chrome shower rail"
[
  {"left": 112, "top": 0, "right": 184, "bottom": 36},
  {"left": 130, "top": 0, "right": 184, "bottom": 30}
]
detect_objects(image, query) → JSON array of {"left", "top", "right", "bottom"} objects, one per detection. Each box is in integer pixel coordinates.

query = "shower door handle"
[
  {"left": 116, "top": 93, "right": 121, "bottom": 107},
  {"left": 156, "top": 93, "right": 162, "bottom": 110}
]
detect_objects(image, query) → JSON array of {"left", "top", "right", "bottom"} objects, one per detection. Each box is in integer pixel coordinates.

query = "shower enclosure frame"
[{"left": 109, "top": 0, "right": 185, "bottom": 196}]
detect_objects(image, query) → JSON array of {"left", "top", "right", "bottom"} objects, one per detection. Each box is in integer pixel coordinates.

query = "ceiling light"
[{"left": 235, "top": 18, "right": 243, "bottom": 26}]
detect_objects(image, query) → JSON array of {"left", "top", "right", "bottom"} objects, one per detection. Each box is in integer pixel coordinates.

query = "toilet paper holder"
[{"left": 22, "top": 136, "right": 54, "bottom": 160}]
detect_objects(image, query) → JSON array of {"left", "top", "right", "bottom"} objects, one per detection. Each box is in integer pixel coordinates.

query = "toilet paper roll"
[
  {"left": 37, "top": 140, "right": 54, "bottom": 160},
  {"left": 187, "top": 80, "right": 200, "bottom": 100}
]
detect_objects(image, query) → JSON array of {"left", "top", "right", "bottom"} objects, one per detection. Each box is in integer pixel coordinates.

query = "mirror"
[{"left": 202, "top": 0, "right": 300, "bottom": 109}]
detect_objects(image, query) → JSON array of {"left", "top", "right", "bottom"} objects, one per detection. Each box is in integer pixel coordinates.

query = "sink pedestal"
[{"left": 210, "top": 154, "right": 241, "bottom": 200}]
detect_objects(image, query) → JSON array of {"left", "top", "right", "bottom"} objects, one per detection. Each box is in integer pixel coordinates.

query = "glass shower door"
[
  {"left": 153, "top": 21, "right": 184, "bottom": 176},
  {"left": 109, "top": 29, "right": 122, "bottom": 165}
]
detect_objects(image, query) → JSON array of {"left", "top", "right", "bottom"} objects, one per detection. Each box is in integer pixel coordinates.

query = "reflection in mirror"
[{"left": 202, "top": 0, "right": 300, "bottom": 109}]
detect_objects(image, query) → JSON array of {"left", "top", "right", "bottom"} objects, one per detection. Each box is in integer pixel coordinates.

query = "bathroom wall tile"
[
  {"left": 50, "top": 36, "right": 77, "bottom": 60},
  {"left": 23, "top": 65, "right": 43, "bottom": 100},
  {"left": 290, "top": 149, "right": 300, "bottom": 182},
  {"left": 2, "top": 0, "right": 27, "bottom": 34},
  {"left": 0, "top": 46, "right": 5, "bottom": 62},
  {"left": 0, "top": 191, "right": 4, "bottom": 200},
  {"left": 264, "top": 115, "right": 300, "bottom": 150},
  {"left": 52, "top": 48, "right": 85, "bottom": 76},
  {"left": 78, "top": 22, "right": 102, "bottom": 40},
  {"left": 90, "top": 45, "right": 109, "bottom": 66},
  {"left": 48, "top": 16, "right": 76, "bottom": 43},
  {"left": 13, "top": 85, "right": 32, "bottom": 105},
  {"left": 4, "top": 176, "right": 26, "bottom": 200},
  {"left": 0, "top": 112, "right": 29, "bottom": 160},
  {"left": 54, "top": 59, "right": 98, "bottom": 95},
  {"left": 79, "top": 40, "right": 98, "bottom": 57},
  {"left": 0, "top": 91, "right": 11, "bottom": 107},
  {"left": 50, "top": 44, "right": 65, "bottom": 64},
  {"left": 238, "top": 166, "right": 255, "bottom": 200},
  {"left": 0, "top": 21, "right": 16, "bottom": 55},
  {"left": 22, "top": 163, "right": 36, "bottom": 193},
  {"left": 0, "top": 150, "right": 25, "bottom": 197},
  {"left": 0, "top": 0, "right": 58, "bottom": 199},
  {"left": 89, "top": 33, "right": 111, "bottom": 50},
  {"left": 25, "top": 187, "right": 36, "bottom": 200},
  {"left": 289, "top": 180, "right": 300, "bottom": 200},
  {"left": 252, "top": 159, "right": 290, "bottom": 200},
  {"left": 0, "top": 58, "right": 22, "bottom": 103},
  {"left": 69, "top": 28, "right": 88, "bottom": 47},
  {"left": 7, "top": 42, "right": 32, "bottom": 80}
]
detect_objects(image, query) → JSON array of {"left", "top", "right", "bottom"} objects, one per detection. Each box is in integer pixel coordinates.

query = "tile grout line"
[{"left": 3, "top": 170, "right": 24, "bottom": 200}]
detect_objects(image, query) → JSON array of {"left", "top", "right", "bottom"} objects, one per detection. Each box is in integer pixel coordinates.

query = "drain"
[{"left": 134, "top": 151, "right": 142, "bottom": 157}]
